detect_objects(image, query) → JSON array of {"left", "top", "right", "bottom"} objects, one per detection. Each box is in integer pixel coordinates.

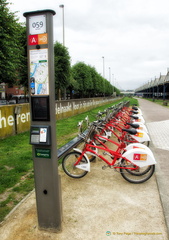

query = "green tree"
[
  {"left": 98, "top": 74, "right": 105, "bottom": 96},
  {"left": 54, "top": 41, "right": 71, "bottom": 100},
  {"left": 17, "top": 26, "right": 28, "bottom": 91},
  {"left": 71, "top": 62, "right": 93, "bottom": 98},
  {"left": 67, "top": 69, "right": 79, "bottom": 99},
  {"left": 0, "top": 0, "right": 25, "bottom": 86},
  {"left": 114, "top": 87, "right": 120, "bottom": 96}
]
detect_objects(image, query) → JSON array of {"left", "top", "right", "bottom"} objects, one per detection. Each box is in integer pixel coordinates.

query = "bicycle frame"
[
  {"left": 74, "top": 133, "right": 139, "bottom": 171},
  {"left": 98, "top": 118, "right": 150, "bottom": 145}
]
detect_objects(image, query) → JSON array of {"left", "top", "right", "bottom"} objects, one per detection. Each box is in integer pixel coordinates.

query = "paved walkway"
[
  {"left": 138, "top": 98, "right": 169, "bottom": 236},
  {"left": 147, "top": 120, "right": 169, "bottom": 151}
]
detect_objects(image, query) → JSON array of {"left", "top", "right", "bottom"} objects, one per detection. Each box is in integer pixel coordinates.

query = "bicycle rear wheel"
[
  {"left": 62, "top": 151, "right": 88, "bottom": 178},
  {"left": 125, "top": 134, "right": 150, "bottom": 147},
  {"left": 141, "top": 140, "right": 150, "bottom": 147},
  {"left": 120, "top": 160, "right": 155, "bottom": 183},
  {"left": 123, "top": 164, "right": 152, "bottom": 176}
]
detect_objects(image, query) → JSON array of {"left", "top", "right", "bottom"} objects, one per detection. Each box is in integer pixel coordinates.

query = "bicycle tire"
[
  {"left": 94, "top": 127, "right": 108, "bottom": 145},
  {"left": 123, "top": 162, "right": 152, "bottom": 176},
  {"left": 141, "top": 141, "right": 150, "bottom": 147},
  {"left": 87, "top": 144, "right": 97, "bottom": 162},
  {"left": 62, "top": 151, "right": 88, "bottom": 178},
  {"left": 120, "top": 161, "right": 155, "bottom": 184}
]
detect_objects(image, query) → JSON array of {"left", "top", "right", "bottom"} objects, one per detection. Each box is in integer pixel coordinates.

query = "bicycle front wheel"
[
  {"left": 140, "top": 140, "right": 150, "bottom": 147},
  {"left": 94, "top": 127, "right": 108, "bottom": 145},
  {"left": 76, "top": 141, "right": 96, "bottom": 162},
  {"left": 120, "top": 161, "right": 155, "bottom": 184},
  {"left": 62, "top": 151, "right": 88, "bottom": 178}
]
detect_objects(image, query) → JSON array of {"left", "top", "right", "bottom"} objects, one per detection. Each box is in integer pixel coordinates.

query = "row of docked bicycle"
[{"left": 62, "top": 101, "right": 157, "bottom": 184}]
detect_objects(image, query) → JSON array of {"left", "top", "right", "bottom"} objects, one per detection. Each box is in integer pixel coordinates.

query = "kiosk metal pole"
[{"left": 23, "top": 9, "right": 62, "bottom": 232}]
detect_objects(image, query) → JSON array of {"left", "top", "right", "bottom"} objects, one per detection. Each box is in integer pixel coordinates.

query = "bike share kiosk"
[{"left": 24, "top": 10, "right": 62, "bottom": 231}]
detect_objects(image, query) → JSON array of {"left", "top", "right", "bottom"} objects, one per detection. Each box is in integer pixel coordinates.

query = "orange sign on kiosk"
[{"left": 29, "top": 33, "right": 48, "bottom": 45}]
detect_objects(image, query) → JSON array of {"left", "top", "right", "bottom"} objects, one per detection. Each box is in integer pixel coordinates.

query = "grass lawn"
[{"left": 0, "top": 97, "right": 138, "bottom": 222}]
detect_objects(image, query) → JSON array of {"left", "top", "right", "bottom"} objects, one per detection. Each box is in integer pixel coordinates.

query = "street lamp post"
[
  {"left": 102, "top": 56, "right": 105, "bottom": 97},
  {"left": 59, "top": 4, "right": 65, "bottom": 99},
  {"left": 109, "top": 67, "right": 111, "bottom": 82},
  {"left": 59, "top": 4, "right": 65, "bottom": 46},
  {"left": 112, "top": 74, "right": 114, "bottom": 96},
  {"left": 102, "top": 56, "right": 105, "bottom": 78}
]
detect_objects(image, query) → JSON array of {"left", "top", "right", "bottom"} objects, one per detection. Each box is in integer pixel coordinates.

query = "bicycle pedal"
[{"left": 102, "top": 165, "right": 108, "bottom": 170}]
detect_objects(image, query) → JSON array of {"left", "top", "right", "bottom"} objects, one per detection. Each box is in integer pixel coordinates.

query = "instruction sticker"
[{"left": 40, "top": 128, "right": 47, "bottom": 142}]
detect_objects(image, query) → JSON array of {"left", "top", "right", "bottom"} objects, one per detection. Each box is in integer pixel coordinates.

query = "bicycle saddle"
[
  {"left": 126, "top": 122, "right": 139, "bottom": 129},
  {"left": 129, "top": 115, "right": 139, "bottom": 119},
  {"left": 130, "top": 110, "right": 138, "bottom": 114},
  {"left": 122, "top": 128, "right": 137, "bottom": 135},
  {"left": 132, "top": 106, "right": 138, "bottom": 110}
]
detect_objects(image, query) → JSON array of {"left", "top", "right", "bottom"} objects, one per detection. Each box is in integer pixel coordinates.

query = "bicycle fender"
[
  {"left": 135, "top": 107, "right": 143, "bottom": 115},
  {"left": 138, "top": 124, "right": 148, "bottom": 133},
  {"left": 137, "top": 111, "right": 143, "bottom": 116},
  {"left": 132, "top": 113, "right": 143, "bottom": 118},
  {"left": 122, "top": 148, "right": 156, "bottom": 167},
  {"left": 73, "top": 148, "right": 90, "bottom": 172},
  {"left": 132, "top": 122, "right": 148, "bottom": 133},
  {"left": 132, "top": 115, "right": 145, "bottom": 124},
  {"left": 125, "top": 143, "right": 153, "bottom": 156},
  {"left": 131, "top": 129, "right": 150, "bottom": 142}
]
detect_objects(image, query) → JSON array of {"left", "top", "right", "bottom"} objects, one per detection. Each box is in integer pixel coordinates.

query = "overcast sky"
[{"left": 8, "top": 0, "right": 169, "bottom": 90}]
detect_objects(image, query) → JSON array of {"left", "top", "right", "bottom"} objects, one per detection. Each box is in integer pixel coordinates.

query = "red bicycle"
[
  {"left": 62, "top": 121, "right": 156, "bottom": 184},
  {"left": 95, "top": 105, "right": 150, "bottom": 146}
]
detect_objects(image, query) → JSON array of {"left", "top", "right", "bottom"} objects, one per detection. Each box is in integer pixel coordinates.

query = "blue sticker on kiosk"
[{"left": 30, "top": 82, "right": 35, "bottom": 88}]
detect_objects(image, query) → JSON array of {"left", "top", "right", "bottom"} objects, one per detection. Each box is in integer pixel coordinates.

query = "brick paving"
[
  {"left": 137, "top": 98, "right": 169, "bottom": 236},
  {"left": 147, "top": 120, "right": 169, "bottom": 151}
]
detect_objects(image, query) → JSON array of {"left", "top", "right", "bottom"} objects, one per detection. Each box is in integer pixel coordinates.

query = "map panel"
[{"left": 29, "top": 49, "right": 49, "bottom": 95}]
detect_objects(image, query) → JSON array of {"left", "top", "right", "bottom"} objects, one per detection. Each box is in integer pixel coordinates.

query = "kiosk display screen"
[{"left": 31, "top": 96, "right": 50, "bottom": 121}]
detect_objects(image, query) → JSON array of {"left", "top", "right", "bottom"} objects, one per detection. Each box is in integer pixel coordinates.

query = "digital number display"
[{"left": 29, "top": 15, "right": 46, "bottom": 35}]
